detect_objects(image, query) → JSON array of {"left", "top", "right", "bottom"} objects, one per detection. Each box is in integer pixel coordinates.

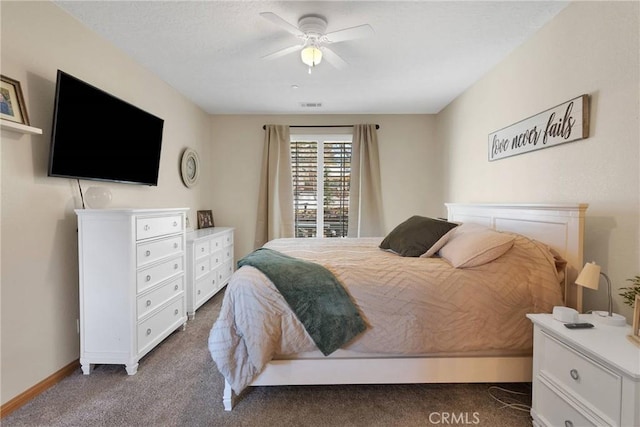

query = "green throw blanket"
[{"left": 238, "top": 247, "right": 367, "bottom": 355}]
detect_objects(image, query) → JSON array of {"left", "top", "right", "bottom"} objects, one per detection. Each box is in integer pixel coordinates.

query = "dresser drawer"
[
  {"left": 137, "top": 256, "right": 183, "bottom": 293},
  {"left": 136, "top": 215, "right": 183, "bottom": 240},
  {"left": 195, "top": 258, "right": 210, "bottom": 280},
  {"left": 136, "top": 235, "right": 183, "bottom": 267},
  {"left": 535, "top": 378, "right": 603, "bottom": 427},
  {"left": 222, "top": 232, "right": 233, "bottom": 247},
  {"left": 210, "top": 249, "right": 224, "bottom": 269},
  {"left": 195, "top": 274, "right": 217, "bottom": 306},
  {"left": 210, "top": 236, "right": 224, "bottom": 252},
  {"left": 137, "top": 297, "right": 184, "bottom": 354},
  {"left": 194, "top": 240, "right": 210, "bottom": 259},
  {"left": 222, "top": 245, "right": 233, "bottom": 262},
  {"left": 137, "top": 276, "right": 183, "bottom": 320},
  {"left": 220, "top": 260, "right": 234, "bottom": 283},
  {"left": 540, "top": 331, "right": 622, "bottom": 424}
]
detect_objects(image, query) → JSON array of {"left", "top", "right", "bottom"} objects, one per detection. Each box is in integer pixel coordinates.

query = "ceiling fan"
[{"left": 259, "top": 12, "right": 374, "bottom": 73}]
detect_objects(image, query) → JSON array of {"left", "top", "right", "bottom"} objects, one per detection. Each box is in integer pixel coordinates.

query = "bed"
[{"left": 209, "top": 203, "right": 588, "bottom": 410}]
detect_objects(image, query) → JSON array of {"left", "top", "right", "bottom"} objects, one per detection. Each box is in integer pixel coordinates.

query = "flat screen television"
[{"left": 48, "top": 70, "right": 164, "bottom": 186}]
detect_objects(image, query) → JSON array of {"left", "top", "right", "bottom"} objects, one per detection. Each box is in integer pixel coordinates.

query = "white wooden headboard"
[{"left": 446, "top": 203, "right": 588, "bottom": 311}]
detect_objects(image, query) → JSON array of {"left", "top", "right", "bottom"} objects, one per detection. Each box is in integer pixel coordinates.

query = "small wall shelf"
[{"left": 1, "top": 120, "right": 43, "bottom": 135}]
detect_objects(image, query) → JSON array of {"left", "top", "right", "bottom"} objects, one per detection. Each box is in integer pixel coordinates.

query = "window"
[{"left": 291, "top": 134, "right": 352, "bottom": 238}]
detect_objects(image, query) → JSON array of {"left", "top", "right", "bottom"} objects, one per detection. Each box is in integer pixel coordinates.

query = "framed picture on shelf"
[
  {"left": 631, "top": 295, "right": 640, "bottom": 345},
  {"left": 1, "top": 75, "right": 30, "bottom": 125},
  {"left": 197, "top": 210, "right": 214, "bottom": 229}
]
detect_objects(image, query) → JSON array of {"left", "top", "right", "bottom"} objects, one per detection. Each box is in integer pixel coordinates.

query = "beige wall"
[
  {"left": 437, "top": 1, "right": 640, "bottom": 320},
  {"left": 210, "top": 114, "right": 440, "bottom": 259},
  {"left": 1, "top": 2, "right": 211, "bottom": 405}
]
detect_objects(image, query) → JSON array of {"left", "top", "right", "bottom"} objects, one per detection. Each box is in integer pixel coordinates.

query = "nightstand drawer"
[
  {"left": 136, "top": 235, "right": 182, "bottom": 267},
  {"left": 535, "top": 378, "right": 602, "bottom": 427},
  {"left": 540, "top": 331, "right": 622, "bottom": 424},
  {"left": 136, "top": 215, "right": 183, "bottom": 240}
]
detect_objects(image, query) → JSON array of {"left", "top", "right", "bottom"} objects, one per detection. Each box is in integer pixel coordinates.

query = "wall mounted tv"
[{"left": 48, "top": 70, "right": 164, "bottom": 186}]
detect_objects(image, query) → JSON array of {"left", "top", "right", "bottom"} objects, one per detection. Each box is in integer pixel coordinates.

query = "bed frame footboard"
[{"left": 223, "top": 380, "right": 234, "bottom": 411}]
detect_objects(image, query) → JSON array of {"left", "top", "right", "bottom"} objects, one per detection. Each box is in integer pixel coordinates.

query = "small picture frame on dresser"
[
  {"left": 631, "top": 295, "right": 640, "bottom": 345},
  {"left": 197, "top": 210, "right": 214, "bottom": 229}
]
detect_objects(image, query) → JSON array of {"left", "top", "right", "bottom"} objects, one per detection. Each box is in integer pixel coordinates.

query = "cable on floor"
[{"left": 487, "top": 385, "right": 532, "bottom": 415}]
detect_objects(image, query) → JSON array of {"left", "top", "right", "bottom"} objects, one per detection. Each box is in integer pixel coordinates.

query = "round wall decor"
[{"left": 180, "top": 148, "right": 200, "bottom": 188}]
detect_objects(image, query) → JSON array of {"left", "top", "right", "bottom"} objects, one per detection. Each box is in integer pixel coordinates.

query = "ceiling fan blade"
[
  {"left": 261, "top": 44, "right": 302, "bottom": 61},
  {"left": 260, "top": 12, "right": 305, "bottom": 37},
  {"left": 321, "top": 47, "right": 348, "bottom": 70},
  {"left": 324, "top": 24, "right": 374, "bottom": 43}
]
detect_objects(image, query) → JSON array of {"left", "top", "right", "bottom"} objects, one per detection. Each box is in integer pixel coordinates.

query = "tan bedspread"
[{"left": 208, "top": 235, "right": 564, "bottom": 393}]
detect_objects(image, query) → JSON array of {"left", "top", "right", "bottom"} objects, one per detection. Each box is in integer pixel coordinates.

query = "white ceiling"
[{"left": 54, "top": 1, "right": 568, "bottom": 115}]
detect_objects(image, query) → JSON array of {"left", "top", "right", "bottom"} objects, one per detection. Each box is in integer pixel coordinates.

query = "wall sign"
[{"left": 488, "top": 95, "right": 590, "bottom": 161}]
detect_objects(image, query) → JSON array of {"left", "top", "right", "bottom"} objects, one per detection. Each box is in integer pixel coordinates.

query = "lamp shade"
[
  {"left": 301, "top": 45, "right": 322, "bottom": 67},
  {"left": 575, "top": 261, "right": 601, "bottom": 290}
]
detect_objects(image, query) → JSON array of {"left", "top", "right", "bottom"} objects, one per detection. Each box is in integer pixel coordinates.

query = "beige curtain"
[
  {"left": 348, "top": 124, "right": 384, "bottom": 237},
  {"left": 254, "top": 125, "right": 295, "bottom": 248}
]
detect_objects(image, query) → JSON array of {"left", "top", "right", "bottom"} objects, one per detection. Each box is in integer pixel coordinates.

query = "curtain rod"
[{"left": 262, "top": 124, "right": 380, "bottom": 130}]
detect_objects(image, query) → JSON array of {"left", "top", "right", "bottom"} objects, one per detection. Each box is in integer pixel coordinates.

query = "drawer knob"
[
  {"left": 198, "top": 290, "right": 201, "bottom": 295},
  {"left": 201, "top": 266, "right": 205, "bottom": 271},
  {"left": 565, "top": 421, "right": 574, "bottom": 427},
  {"left": 146, "top": 275, "right": 151, "bottom": 282},
  {"left": 174, "top": 284, "right": 179, "bottom": 291},
  {"left": 146, "top": 299, "right": 151, "bottom": 307},
  {"left": 174, "top": 264, "right": 179, "bottom": 270},
  {"left": 174, "top": 309, "right": 179, "bottom": 315},
  {"left": 173, "top": 221, "right": 178, "bottom": 227},
  {"left": 201, "top": 247, "right": 205, "bottom": 252},
  {"left": 569, "top": 369, "right": 579, "bottom": 381},
  {"left": 145, "top": 250, "right": 151, "bottom": 257},
  {"left": 216, "top": 258, "right": 219, "bottom": 263},
  {"left": 174, "top": 243, "right": 178, "bottom": 249},
  {"left": 146, "top": 328, "right": 152, "bottom": 336},
  {"left": 144, "top": 225, "right": 150, "bottom": 231}
]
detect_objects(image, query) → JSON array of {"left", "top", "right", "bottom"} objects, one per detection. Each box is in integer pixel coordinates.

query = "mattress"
[{"left": 209, "top": 235, "right": 564, "bottom": 393}]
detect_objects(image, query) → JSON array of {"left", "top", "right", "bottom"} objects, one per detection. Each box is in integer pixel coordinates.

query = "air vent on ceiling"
[{"left": 300, "top": 102, "right": 323, "bottom": 108}]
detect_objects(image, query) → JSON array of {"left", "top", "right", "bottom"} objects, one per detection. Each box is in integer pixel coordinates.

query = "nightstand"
[{"left": 527, "top": 313, "right": 640, "bottom": 427}]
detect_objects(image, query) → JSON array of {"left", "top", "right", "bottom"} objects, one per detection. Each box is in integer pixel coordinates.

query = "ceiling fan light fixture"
[{"left": 300, "top": 45, "right": 322, "bottom": 68}]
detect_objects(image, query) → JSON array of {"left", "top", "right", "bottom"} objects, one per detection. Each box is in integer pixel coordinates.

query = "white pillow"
[{"left": 439, "top": 223, "right": 515, "bottom": 268}]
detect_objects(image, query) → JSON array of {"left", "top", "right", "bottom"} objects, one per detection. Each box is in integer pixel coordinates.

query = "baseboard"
[{"left": 1, "top": 359, "right": 79, "bottom": 419}]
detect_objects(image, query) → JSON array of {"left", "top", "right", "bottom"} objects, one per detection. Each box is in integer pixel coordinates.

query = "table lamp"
[{"left": 575, "top": 261, "right": 627, "bottom": 326}]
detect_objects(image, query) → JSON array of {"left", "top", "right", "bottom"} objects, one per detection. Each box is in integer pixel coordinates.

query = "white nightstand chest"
[
  {"left": 76, "top": 208, "right": 189, "bottom": 376},
  {"left": 527, "top": 313, "right": 640, "bottom": 427},
  {"left": 185, "top": 227, "right": 234, "bottom": 318}
]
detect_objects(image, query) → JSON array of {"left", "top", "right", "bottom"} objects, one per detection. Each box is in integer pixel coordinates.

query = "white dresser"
[
  {"left": 185, "top": 227, "right": 234, "bottom": 318},
  {"left": 76, "top": 208, "right": 189, "bottom": 375},
  {"left": 527, "top": 313, "right": 640, "bottom": 427}
]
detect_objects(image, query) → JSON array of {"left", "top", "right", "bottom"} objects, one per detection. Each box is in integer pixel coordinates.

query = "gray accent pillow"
[{"left": 379, "top": 216, "right": 459, "bottom": 257}]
